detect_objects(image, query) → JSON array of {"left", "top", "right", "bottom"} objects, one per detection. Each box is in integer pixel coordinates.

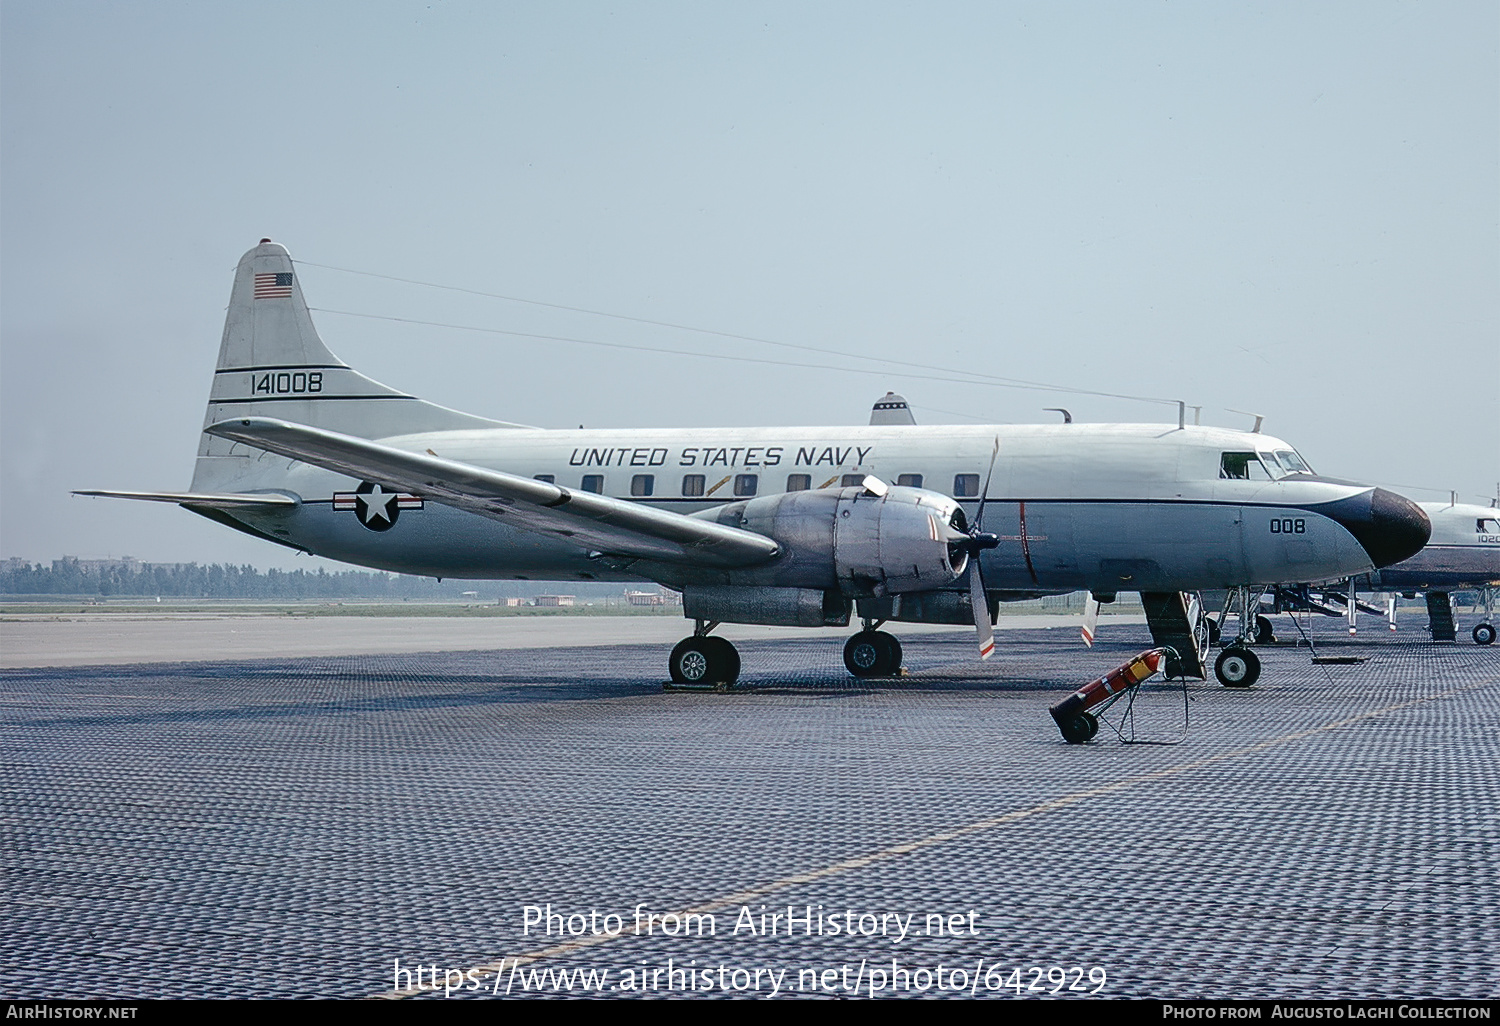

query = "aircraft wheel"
[
  {"left": 880, "top": 631, "right": 903, "bottom": 672},
  {"left": 669, "top": 636, "right": 740, "bottom": 686},
  {"left": 1255, "top": 615, "right": 1276, "bottom": 645},
  {"left": 1060, "top": 711, "right": 1098, "bottom": 745},
  {"left": 705, "top": 636, "right": 741, "bottom": 685},
  {"left": 1207, "top": 618, "right": 1221, "bottom": 645},
  {"left": 1474, "top": 623, "right": 1496, "bottom": 646},
  {"left": 1214, "top": 646, "right": 1261, "bottom": 688},
  {"left": 844, "top": 631, "right": 895, "bottom": 678}
]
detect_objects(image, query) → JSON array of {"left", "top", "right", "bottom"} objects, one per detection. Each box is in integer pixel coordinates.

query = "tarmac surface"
[{"left": 2, "top": 612, "right": 1496, "bottom": 1000}]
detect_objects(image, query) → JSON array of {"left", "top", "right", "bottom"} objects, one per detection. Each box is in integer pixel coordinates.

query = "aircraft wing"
[{"left": 203, "top": 417, "right": 781, "bottom": 568}]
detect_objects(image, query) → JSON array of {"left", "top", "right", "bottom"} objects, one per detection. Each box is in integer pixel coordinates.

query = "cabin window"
[
  {"left": 785, "top": 474, "right": 811, "bottom": 492},
  {"left": 581, "top": 474, "right": 604, "bottom": 493},
  {"left": 533, "top": 474, "right": 554, "bottom": 484},
  {"left": 954, "top": 474, "right": 980, "bottom": 497},
  {"left": 630, "top": 474, "right": 654, "bottom": 497},
  {"left": 1220, "top": 453, "right": 1272, "bottom": 481},
  {"left": 681, "top": 474, "right": 705, "bottom": 497},
  {"left": 734, "top": 474, "right": 759, "bottom": 497},
  {"left": 841, "top": 474, "right": 865, "bottom": 487},
  {"left": 1480, "top": 519, "right": 1498, "bottom": 534},
  {"left": 897, "top": 474, "right": 923, "bottom": 488}
]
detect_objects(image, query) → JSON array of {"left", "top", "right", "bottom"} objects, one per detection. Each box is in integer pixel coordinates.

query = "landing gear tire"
[
  {"left": 844, "top": 630, "right": 899, "bottom": 678},
  {"left": 1474, "top": 623, "right": 1496, "bottom": 646},
  {"left": 669, "top": 636, "right": 740, "bottom": 687},
  {"left": 1215, "top": 646, "right": 1261, "bottom": 688},
  {"left": 1060, "top": 711, "right": 1099, "bottom": 745},
  {"left": 1255, "top": 615, "right": 1276, "bottom": 645}
]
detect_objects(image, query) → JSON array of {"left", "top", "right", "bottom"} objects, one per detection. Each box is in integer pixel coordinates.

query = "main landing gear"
[
  {"left": 668, "top": 621, "right": 741, "bottom": 689},
  {"left": 666, "top": 619, "right": 908, "bottom": 688},
  {"left": 843, "top": 625, "right": 903, "bottom": 678}
]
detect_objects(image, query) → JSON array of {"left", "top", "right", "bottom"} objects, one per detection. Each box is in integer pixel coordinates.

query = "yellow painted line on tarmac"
[{"left": 376, "top": 679, "right": 1482, "bottom": 999}]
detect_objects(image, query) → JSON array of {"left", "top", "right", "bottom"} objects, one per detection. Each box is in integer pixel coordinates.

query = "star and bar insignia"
[{"left": 333, "top": 483, "right": 424, "bottom": 531}]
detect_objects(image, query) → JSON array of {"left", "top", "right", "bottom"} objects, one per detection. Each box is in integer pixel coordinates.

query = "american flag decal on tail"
[{"left": 253, "top": 272, "right": 294, "bottom": 299}]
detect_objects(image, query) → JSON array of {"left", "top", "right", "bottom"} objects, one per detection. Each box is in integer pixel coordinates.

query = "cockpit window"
[
  {"left": 1479, "top": 518, "right": 1498, "bottom": 534},
  {"left": 1220, "top": 452, "right": 1273, "bottom": 481},
  {"left": 1273, "top": 449, "right": 1313, "bottom": 475}
]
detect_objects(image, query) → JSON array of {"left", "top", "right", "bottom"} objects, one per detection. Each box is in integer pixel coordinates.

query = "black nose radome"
[{"left": 1307, "top": 488, "right": 1431, "bottom": 569}]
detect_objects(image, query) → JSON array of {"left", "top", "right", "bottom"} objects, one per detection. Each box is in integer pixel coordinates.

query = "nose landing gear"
[
  {"left": 1213, "top": 585, "right": 1269, "bottom": 687},
  {"left": 1213, "top": 646, "right": 1261, "bottom": 688}
]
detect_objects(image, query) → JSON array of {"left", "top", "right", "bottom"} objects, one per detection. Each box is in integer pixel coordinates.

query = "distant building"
[
  {"left": 533, "top": 595, "right": 576, "bottom": 607},
  {"left": 58, "top": 556, "right": 145, "bottom": 573},
  {"left": 625, "top": 589, "right": 680, "bottom": 606}
]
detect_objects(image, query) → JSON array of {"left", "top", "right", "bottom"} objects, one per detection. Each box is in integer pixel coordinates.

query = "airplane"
[
  {"left": 76, "top": 240, "right": 1432, "bottom": 689},
  {"left": 1254, "top": 502, "right": 1498, "bottom": 645}
]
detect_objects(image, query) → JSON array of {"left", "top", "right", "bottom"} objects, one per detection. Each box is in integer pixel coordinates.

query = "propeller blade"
[
  {"left": 973, "top": 436, "right": 1000, "bottom": 532},
  {"left": 1080, "top": 593, "right": 1100, "bottom": 647},
  {"left": 952, "top": 437, "right": 1000, "bottom": 661},
  {"left": 969, "top": 560, "right": 995, "bottom": 660}
]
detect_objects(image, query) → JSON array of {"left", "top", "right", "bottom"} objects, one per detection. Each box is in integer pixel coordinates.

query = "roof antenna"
[
  {"left": 1227, "top": 408, "right": 1264, "bottom": 433},
  {"left": 1043, "top": 408, "right": 1072, "bottom": 424}
]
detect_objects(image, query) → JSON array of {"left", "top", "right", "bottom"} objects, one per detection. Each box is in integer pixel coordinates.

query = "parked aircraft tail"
[{"left": 191, "top": 239, "right": 522, "bottom": 493}]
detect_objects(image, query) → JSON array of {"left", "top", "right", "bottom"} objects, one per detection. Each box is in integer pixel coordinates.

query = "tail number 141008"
[{"left": 251, "top": 371, "right": 323, "bottom": 395}]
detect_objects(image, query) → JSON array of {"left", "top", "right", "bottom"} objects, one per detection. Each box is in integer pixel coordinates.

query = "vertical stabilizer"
[
  {"left": 192, "top": 240, "right": 520, "bottom": 491},
  {"left": 869, "top": 392, "right": 916, "bottom": 425}
]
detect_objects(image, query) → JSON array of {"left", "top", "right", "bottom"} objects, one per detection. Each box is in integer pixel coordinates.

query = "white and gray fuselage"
[{"left": 215, "top": 418, "right": 1418, "bottom": 596}]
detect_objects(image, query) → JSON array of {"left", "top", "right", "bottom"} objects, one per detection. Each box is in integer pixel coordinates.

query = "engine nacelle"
[
  {"left": 683, "top": 586, "right": 851, "bottom": 627},
  {"left": 857, "top": 590, "right": 997, "bottom": 626},
  {"left": 700, "top": 484, "right": 971, "bottom": 597}
]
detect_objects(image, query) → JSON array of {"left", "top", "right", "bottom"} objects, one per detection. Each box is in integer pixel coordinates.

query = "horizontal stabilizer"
[
  {"left": 73, "top": 489, "right": 299, "bottom": 509},
  {"left": 203, "top": 417, "right": 782, "bottom": 568}
]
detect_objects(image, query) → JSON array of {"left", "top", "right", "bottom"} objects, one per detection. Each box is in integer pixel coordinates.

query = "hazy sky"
[{"left": 2, "top": 1, "right": 1496, "bottom": 569}]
